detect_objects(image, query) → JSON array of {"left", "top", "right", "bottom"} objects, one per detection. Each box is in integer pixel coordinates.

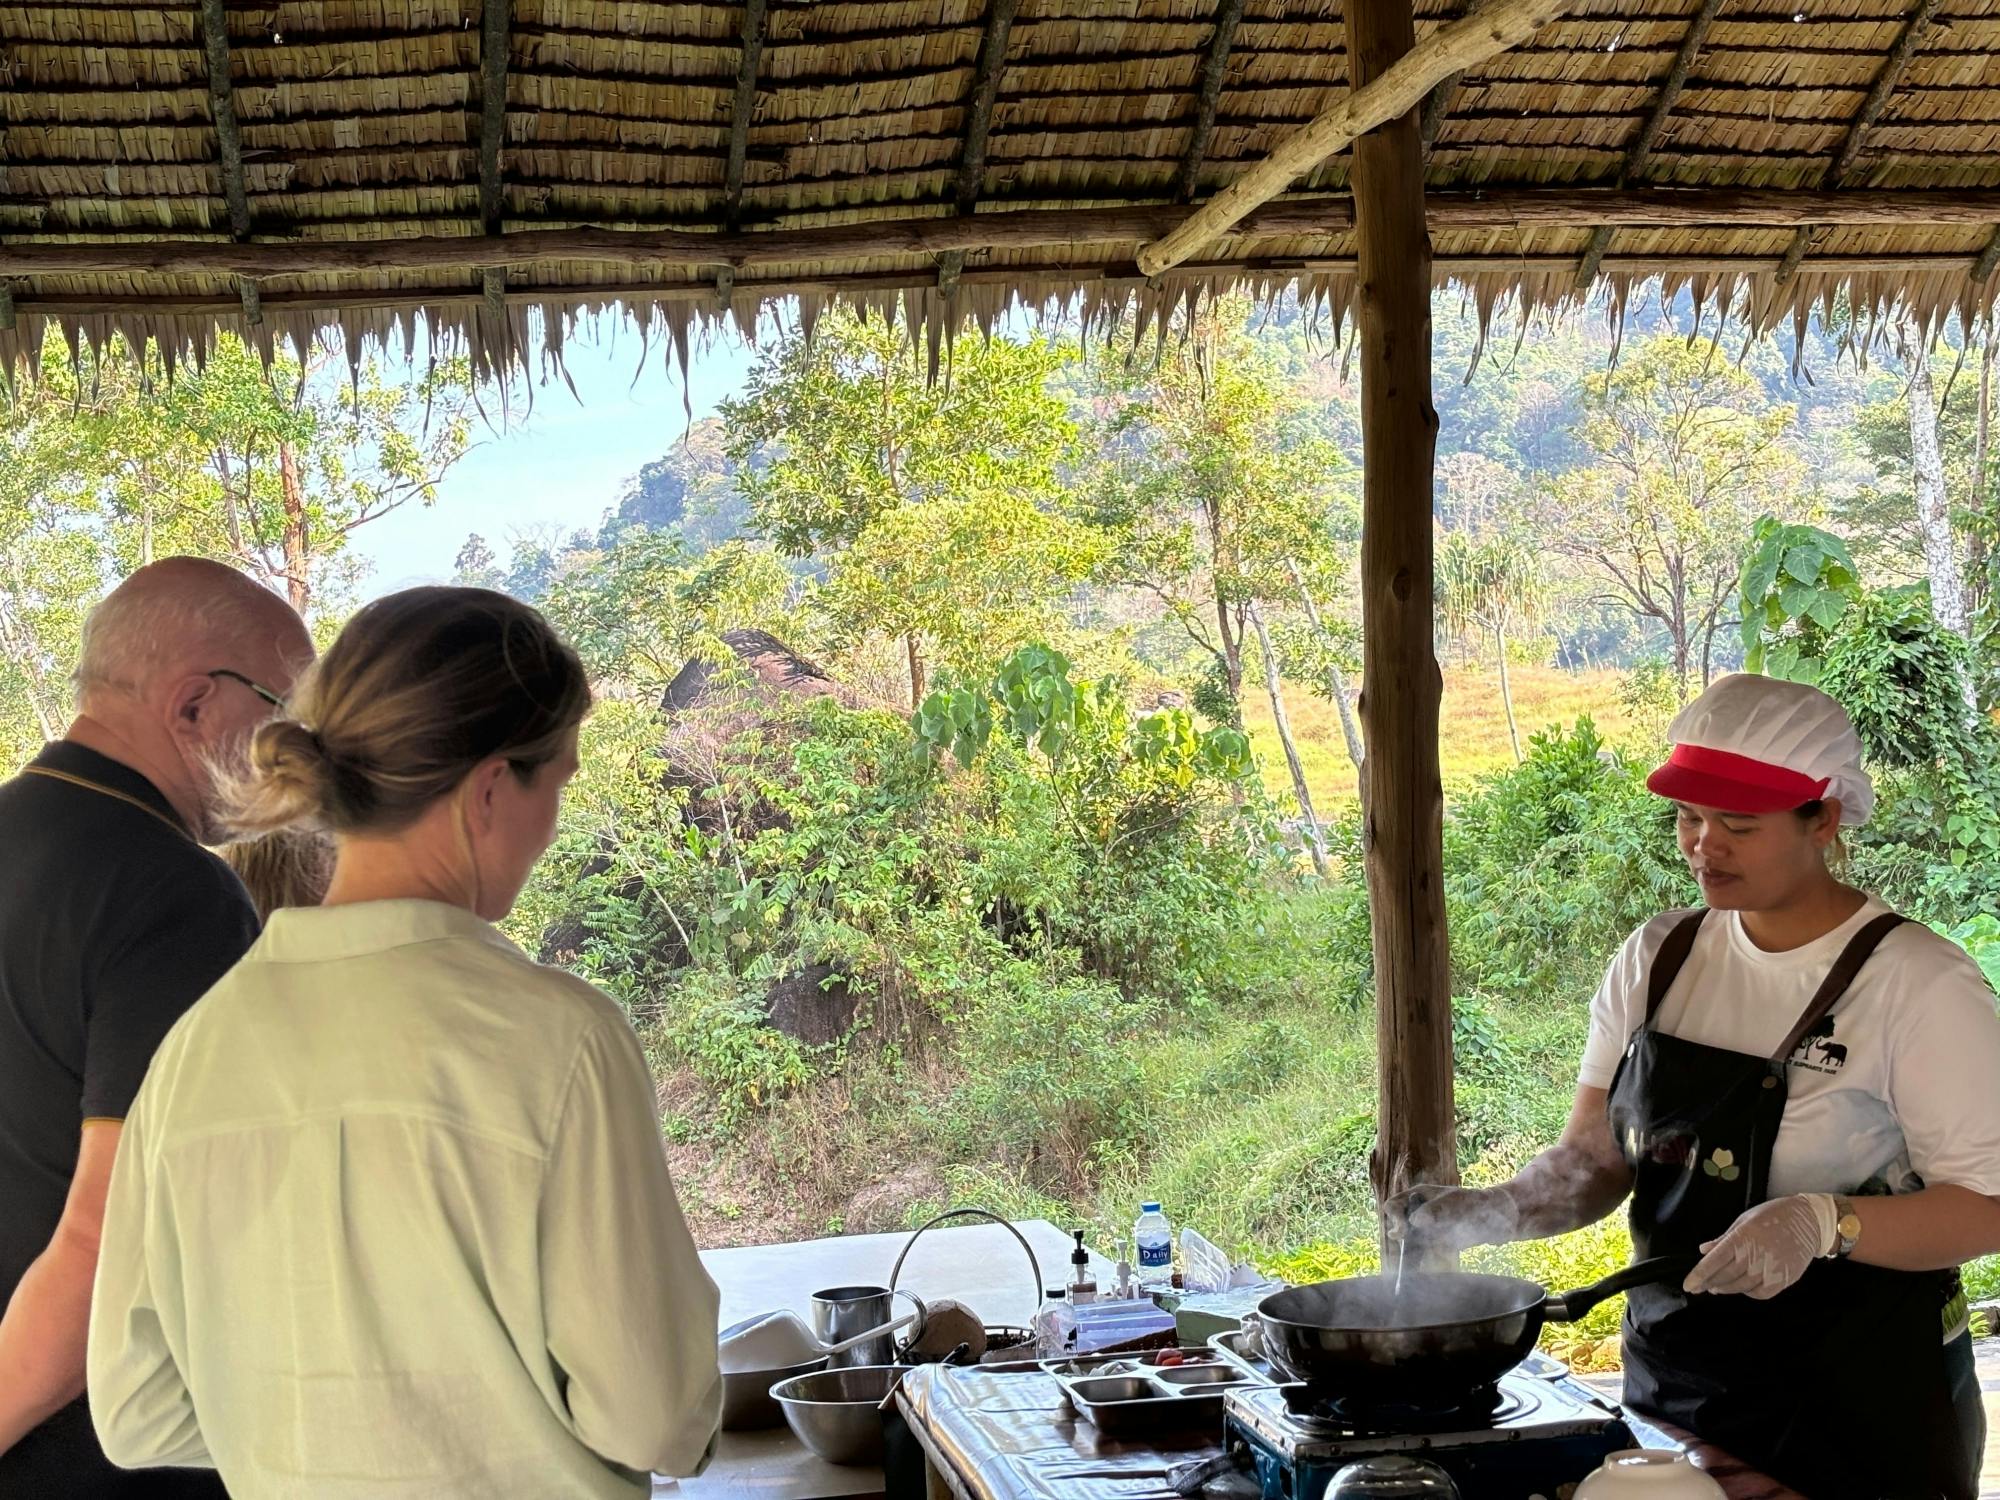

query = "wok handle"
[{"left": 1543, "top": 1254, "right": 1702, "bottom": 1322}]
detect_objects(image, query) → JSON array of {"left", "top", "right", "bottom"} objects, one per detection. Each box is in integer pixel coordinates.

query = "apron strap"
[
  {"left": 1770, "top": 912, "right": 1907, "bottom": 1063},
  {"left": 1644, "top": 909, "right": 1710, "bottom": 1025}
]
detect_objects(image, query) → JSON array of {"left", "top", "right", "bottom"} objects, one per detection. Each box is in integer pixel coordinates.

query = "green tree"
[
  {"left": 148, "top": 336, "right": 478, "bottom": 615},
  {"left": 537, "top": 530, "right": 795, "bottom": 694},
  {"left": 1437, "top": 529, "right": 1549, "bottom": 762},
  {"left": 1089, "top": 299, "right": 1357, "bottom": 722},
  {"left": 1543, "top": 334, "right": 1802, "bottom": 700},
  {"left": 0, "top": 330, "right": 483, "bottom": 769},
  {"left": 724, "top": 311, "right": 1102, "bottom": 708}
]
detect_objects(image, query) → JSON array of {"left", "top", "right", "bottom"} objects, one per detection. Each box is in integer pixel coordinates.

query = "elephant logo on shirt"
[{"left": 1791, "top": 1018, "right": 1850, "bottom": 1074}]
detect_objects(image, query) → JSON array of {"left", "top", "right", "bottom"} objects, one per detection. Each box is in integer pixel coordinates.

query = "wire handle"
[{"left": 888, "top": 1206, "right": 1046, "bottom": 1318}]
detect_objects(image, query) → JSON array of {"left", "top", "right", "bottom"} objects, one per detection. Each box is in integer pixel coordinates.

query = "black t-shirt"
[{"left": 0, "top": 742, "right": 256, "bottom": 1499}]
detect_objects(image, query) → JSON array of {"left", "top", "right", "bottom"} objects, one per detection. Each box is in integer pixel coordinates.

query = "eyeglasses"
[{"left": 207, "top": 669, "right": 286, "bottom": 710}]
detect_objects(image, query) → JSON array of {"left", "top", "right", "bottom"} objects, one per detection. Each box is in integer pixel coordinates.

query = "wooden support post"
[
  {"left": 721, "top": 0, "right": 768, "bottom": 233},
  {"left": 1350, "top": 0, "right": 1457, "bottom": 1259},
  {"left": 1574, "top": 0, "right": 1723, "bottom": 290},
  {"left": 1175, "top": 0, "right": 1247, "bottom": 202},
  {"left": 478, "top": 0, "right": 512, "bottom": 236},
  {"left": 196, "top": 0, "right": 250, "bottom": 240},
  {"left": 1135, "top": 0, "right": 1570, "bottom": 277},
  {"left": 1776, "top": 0, "right": 1939, "bottom": 285}
]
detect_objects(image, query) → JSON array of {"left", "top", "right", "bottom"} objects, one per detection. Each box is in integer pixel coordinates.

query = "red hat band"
[{"left": 1646, "top": 742, "right": 1831, "bottom": 815}]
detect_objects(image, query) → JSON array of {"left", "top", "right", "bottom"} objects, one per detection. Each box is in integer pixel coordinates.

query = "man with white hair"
[{"left": 0, "top": 556, "right": 313, "bottom": 1496}]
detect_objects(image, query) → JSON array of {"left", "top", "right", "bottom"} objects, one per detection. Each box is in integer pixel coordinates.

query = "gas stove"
[{"left": 1222, "top": 1362, "right": 1634, "bottom": 1499}]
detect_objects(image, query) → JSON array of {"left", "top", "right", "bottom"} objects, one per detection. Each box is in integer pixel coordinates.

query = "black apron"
[{"left": 1606, "top": 908, "right": 1980, "bottom": 1500}]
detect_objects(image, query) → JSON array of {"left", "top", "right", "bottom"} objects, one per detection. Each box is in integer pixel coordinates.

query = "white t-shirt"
[{"left": 1578, "top": 898, "right": 2000, "bottom": 1202}]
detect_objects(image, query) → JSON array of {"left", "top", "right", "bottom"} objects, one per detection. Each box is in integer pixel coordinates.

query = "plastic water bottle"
[{"left": 1133, "top": 1202, "right": 1172, "bottom": 1290}]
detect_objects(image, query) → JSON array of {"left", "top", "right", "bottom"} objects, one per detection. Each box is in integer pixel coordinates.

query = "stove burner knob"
[{"left": 1327, "top": 1456, "right": 1462, "bottom": 1500}]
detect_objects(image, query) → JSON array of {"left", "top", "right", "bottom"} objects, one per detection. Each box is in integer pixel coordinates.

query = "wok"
[{"left": 1257, "top": 1254, "right": 1699, "bottom": 1403}]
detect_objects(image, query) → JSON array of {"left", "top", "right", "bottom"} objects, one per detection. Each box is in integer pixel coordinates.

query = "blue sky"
[{"left": 350, "top": 313, "right": 757, "bottom": 598}]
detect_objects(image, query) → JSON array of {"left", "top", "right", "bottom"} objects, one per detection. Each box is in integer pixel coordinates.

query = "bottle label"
[{"left": 1138, "top": 1242, "right": 1171, "bottom": 1268}]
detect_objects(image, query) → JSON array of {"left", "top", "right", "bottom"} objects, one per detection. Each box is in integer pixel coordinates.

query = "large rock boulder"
[
  {"left": 762, "top": 963, "right": 859, "bottom": 1046},
  {"left": 661, "top": 629, "right": 850, "bottom": 714}
]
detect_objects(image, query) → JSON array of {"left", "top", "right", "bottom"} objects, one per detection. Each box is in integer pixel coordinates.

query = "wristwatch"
[{"left": 1832, "top": 1195, "right": 1863, "bottom": 1257}]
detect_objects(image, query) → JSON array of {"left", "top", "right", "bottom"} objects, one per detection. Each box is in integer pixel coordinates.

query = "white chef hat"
[{"left": 1645, "top": 673, "right": 1874, "bottom": 826}]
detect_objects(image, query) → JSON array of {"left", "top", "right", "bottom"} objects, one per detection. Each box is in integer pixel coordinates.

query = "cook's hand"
[
  {"left": 1382, "top": 1184, "right": 1520, "bottom": 1253},
  {"left": 1684, "top": 1194, "right": 1836, "bottom": 1299}
]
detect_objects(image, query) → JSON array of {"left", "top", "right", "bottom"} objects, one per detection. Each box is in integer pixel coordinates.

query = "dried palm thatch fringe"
[
  {"left": 3, "top": 252, "right": 1993, "bottom": 395},
  {"left": 7, "top": 0, "right": 2000, "bottom": 384}
]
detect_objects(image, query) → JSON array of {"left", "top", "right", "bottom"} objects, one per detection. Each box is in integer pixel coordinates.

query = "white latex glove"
[{"left": 1684, "top": 1194, "right": 1837, "bottom": 1299}]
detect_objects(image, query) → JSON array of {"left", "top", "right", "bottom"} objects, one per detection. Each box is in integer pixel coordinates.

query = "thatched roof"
[{"left": 5, "top": 0, "right": 2000, "bottom": 377}]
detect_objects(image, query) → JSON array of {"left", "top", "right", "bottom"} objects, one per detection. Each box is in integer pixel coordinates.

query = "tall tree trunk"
[
  {"left": 0, "top": 552, "right": 62, "bottom": 740},
  {"left": 1906, "top": 340, "right": 1971, "bottom": 637},
  {"left": 277, "top": 441, "right": 313, "bottom": 615},
  {"left": 1328, "top": 662, "right": 1365, "bottom": 778},
  {"left": 1248, "top": 602, "right": 1329, "bottom": 877},
  {"left": 1213, "top": 591, "right": 1244, "bottom": 714},
  {"left": 1971, "top": 325, "right": 1993, "bottom": 617},
  {"left": 904, "top": 633, "right": 926, "bottom": 710},
  {"left": 1285, "top": 560, "right": 1365, "bottom": 779},
  {"left": 1495, "top": 619, "right": 1522, "bottom": 764},
  {"left": 1351, "top": 0, "right": 1457, "bottom": 1265}
]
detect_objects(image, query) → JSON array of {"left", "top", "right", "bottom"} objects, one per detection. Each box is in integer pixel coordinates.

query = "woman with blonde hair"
[
  {"left": 88, "top": 587, "right": 721, "bottom": 1500},
  {"left": 218, "top": 827, "right": 335, "bottom": 919}
]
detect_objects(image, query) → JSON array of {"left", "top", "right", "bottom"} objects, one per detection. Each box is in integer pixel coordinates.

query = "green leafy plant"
[{"left": 1738, "top": 516, "right": 1862, "bottom": 683}]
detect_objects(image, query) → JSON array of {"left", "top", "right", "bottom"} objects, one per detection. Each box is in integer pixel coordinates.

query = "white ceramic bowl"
[{"left": 1574, "top": 1449, "right": 1727, "bottom": 1500}]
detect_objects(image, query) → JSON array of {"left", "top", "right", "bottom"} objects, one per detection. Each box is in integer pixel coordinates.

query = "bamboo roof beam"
[
  {"left": 1134, "top": 0, "right": 1573, "bottom": 278},
  {"left": 721, "top": 0, "right": 769, "bottom": 234},
  {"left": 1776, "top": 0, "right": 1941, "bottom": 286},
  {"left": 1573, "top": 0, "right": 1726, "bottom": 291},
  {"left": 1174, "top": 0, "right": 1248, "bottom": 202}
]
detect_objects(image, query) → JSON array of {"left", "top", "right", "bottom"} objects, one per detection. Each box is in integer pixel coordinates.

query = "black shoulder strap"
[
  {"left": 1644, "top": 909, "right": 1710, "bottom": 1025},
  {"left": 1772, "top": 913, "right": 1907, "bottom": 1063}
]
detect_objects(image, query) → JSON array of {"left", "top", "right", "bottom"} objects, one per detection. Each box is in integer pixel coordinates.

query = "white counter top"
[{"left": 659, "top": 1218, "right": 1110, "bottom": 1500}]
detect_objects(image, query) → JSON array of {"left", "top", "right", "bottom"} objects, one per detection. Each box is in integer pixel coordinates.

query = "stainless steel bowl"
[
  {"left": 769, "top": 1365, "right": 904, "bottom": 1465},
  {"left": 721, "top": 1354, "right": 829, "bottom": 1431}
]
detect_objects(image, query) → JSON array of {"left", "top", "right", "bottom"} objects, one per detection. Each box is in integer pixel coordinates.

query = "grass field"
[{"left": 1240, "top": 662, "right": 1645, "bottom": 816}]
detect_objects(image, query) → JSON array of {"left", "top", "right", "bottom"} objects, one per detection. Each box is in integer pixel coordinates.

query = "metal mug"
[{"left": 809, "top": 1284, "right": 926, "bottom": 1368}]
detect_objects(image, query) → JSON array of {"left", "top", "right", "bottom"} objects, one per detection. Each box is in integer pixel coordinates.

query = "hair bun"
[{"left": 227, "top": 718, "right": 336, "bottom": 836}]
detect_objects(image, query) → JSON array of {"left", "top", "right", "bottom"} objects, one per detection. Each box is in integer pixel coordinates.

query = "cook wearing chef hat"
[{"left": 1389, "top": 674, "right": 2000, "bottom": 1499}]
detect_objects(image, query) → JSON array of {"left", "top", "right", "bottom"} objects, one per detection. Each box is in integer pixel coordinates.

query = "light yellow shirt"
[{"left": 88, "top": 899, "right": 721, "bottom": 1500}]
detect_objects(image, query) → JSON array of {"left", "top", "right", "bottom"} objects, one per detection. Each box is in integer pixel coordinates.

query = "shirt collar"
[
  {"left": 28, "top": 740, "right": 190, "bottom": 835},
  {"left": 252, "top": 899, "right": 523, "bottom": 964}
]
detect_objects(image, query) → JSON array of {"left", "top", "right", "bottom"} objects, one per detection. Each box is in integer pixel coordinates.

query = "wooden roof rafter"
[
  {"left": 1773, "top": 0, "right": 1942, "bottom": 288},
  {"left": 194, "top": 0, "right": 261, "bottom": 330},
  {"left": 1572, "top": 0, "right": 1726, "bottom": 290},
  {"left": 477, "top": 0, "right": 514, "bottom": 360},
  {"left": 7, "top": 0, "right": 2000, "bottom": 379},
  {"left": 934, "top": 0, "right": 1020, "bottom": 316},
  {"left": 1174, "top": 0, "right": 1249, "bottom": 200}
]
